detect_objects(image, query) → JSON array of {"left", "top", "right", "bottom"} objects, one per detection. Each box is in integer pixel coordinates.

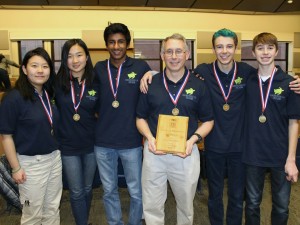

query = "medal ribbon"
[
  {"left": 213, "top": 60, "right": 237, "bottom": 103},
  {"left": 36, "top": 89, "right": 53, "bottom": 127},
  {"left": 258, "top": 67, "right": 277, "bottom": 114},
  {"left": 70, "top": 74, "right": 86, "bottom": 113},
  {"left": 163, "top": 69, "right": 190, "bottom": 107},
  {"left": 107, "top": 60, "right": 124, "bottom": 100}
]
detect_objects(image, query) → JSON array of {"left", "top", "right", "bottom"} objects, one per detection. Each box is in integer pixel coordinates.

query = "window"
[
  {"left": 18, "top": 40, "right": 43, "bottom": 62},
  {"left": 51, "top": 40, "right": 67, "bottom": 73},
  {"left": 241, "top": 41, "right": 289, "bottom": 72},
  {"left": 134, "top": 39, "right": 194, "bottom": 72}
]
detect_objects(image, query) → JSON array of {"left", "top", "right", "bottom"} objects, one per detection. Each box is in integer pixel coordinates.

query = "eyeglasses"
[{"left": 164, "top": 49, "right": 186, "bottom": 57}]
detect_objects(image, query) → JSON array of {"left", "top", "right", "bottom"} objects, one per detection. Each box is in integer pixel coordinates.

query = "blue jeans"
[
  {"left": 94, "top": 146, "right": 143, "bottom": 225},
  {"left": 62, "top": 152, "right": 97, "bottom": 225},
  {"left": 245, "top": 165, "right": 291, "bottom": 225},
  {"left": 206, "top": 151, "right": 245, "bottom": 225}
]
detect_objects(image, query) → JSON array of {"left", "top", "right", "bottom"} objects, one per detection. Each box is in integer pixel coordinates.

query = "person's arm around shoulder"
[
  {"left": 175, "top": 120, "right": 214, "bottom": 158},
  {"left": 1, "top": 134, "right": 26, "bottom": 184},
  {"left": 285, "top": 119, "right": 299, "bottom": 183},
  {"left": 289, "top": 75, "right": 300, "bottom": 94},
  {"left": 140, "top": 71, "right": 159, "bottom": 94},
  {"left": 136, "top": 118, "right": 165, "bottom": 155}
]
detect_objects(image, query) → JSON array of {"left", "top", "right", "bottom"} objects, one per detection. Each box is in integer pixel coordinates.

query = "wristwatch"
[{"left": 193, "top": 133, "right": 202, "bottom": 144}]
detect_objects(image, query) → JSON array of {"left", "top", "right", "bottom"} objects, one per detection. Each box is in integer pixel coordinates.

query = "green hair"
[{"left": 212, "top": 28, "right": 238, "bottom": 47}]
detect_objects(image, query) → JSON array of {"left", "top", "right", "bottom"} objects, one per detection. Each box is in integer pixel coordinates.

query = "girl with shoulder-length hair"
[
  {"left": 16, "top": 47, "right": 56, "bottom": 100},
  {"left": 55, "top": 39, "right": 99, "bottom": 225},
  {"left": 0, "top": 47, "right": 62, "bottom": 225},
  {"left": 56, "top": 39, "right": 94, "bottom": 92}
]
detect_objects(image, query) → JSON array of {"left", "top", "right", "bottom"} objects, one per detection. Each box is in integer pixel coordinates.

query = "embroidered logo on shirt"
[
  {"left": 88, "top": 89, "right": 97, "bottom": 96},
  {"left": 125, "top": 72, "right": 139, "bottom": 84},
  {"left": 274, "top": 87, "right": 284, "bottom": 95},
  {"left": 234, "top": 77, "right": 243, "bottom": 85},
  {"left": 185, "top": 88, "right": 195, "bottom": 95},
  {"left": 128, "top": 72, "right": 137, "bottom": 79}
]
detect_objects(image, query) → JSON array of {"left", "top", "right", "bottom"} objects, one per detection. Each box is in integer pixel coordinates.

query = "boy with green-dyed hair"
[{"left": 212, "top": 28, "right": 238, "bottom": 48}]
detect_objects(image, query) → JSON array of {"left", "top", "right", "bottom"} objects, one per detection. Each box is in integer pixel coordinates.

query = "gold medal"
[
  {"left": 223, "top": 103, "right": 230, "bottom": 111},
  {"left": 172, "top": 108, "right": 179, "bottom": 116},
  {"left": 259, "top": 114, "right": 267, "bottom": 123},
  {"left": 73, "top": 113, "right": 80, "bottom": 121},
  {"left": 112, "top": 100, "right": 119, "bottom": 108}
]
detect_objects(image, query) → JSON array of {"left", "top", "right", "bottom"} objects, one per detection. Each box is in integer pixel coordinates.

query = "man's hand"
[
  {"left": 173, "top": 139, "right": 194, "bottom": 158},
  {"left": 147, "top": 136, "right": 166, "bottom": 155}
]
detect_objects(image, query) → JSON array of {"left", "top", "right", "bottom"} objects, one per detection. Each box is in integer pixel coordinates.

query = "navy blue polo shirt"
[
  {"left": 94, "top": 56, "right": 151, "bottom": 149},
  {"left": 136, "top": 68, "right": 214, "bottom": 138},
  {"left": 194, "top": 61, "right": 256, "bottom": 153},
  {"left": 55, "top": 78, "right": 99, "bottom": 156},
  {"left": 0, "top": 89, "right": 59, "bottom": 156},
  {"left": 243, "top": 67, "right": 300, "bottom": 167}
]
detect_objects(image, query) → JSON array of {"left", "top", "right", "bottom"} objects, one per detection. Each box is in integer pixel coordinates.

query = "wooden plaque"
[{"left": 156, "top": 114, "right": 189, "bottom": 154}]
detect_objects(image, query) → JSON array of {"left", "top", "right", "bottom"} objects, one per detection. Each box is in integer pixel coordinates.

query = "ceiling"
[{"left": 0, "top": 0, "right": 299, "bottom": 14}]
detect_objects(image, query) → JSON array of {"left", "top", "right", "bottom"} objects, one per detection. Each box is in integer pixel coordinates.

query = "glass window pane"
[
  {"left": 276, "top": 43, "right": 287, "bottom": 60},
  {"left": 186, "top": 41, "right": 193, "bottom": 60},
  {"left": 54, "top": 62, "right": 61, "bottom": 73},
  {"left": 241, "top": 41, "right": 253, "bottom": 59},
  {"left": 20, "top": 40, "right": 43, "bottom": 61},
  {"left": 53, "top": 40, "right": 67, "bottom": 61},
  {"left": 186, "top": 60, "right": 193, "bottom": 70},
  {"left": 145, "top": 60, "right": 160, "bottom": 72},
  {"left": 134, "top": 40, "right": 160, "bottom": 59}
]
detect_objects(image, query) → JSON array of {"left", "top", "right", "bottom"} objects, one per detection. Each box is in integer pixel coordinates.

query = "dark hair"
[
  {"left": 212, "top": 28, "right": 238, "bottom": 48},
  {"left": 252, "top": 32, "right": 278, "bottom": 51},
  {"left": 104, "top": 23, "right": 131, "bottom": 47},
  {"left": 0, "top": 54, "right": 5, "bottom": 62},
  {"left": 15, "top": 47, "right": 55, "bottom": 101},
  {"left": 56, "top": 39, "right": 94, "bottom": 93}
]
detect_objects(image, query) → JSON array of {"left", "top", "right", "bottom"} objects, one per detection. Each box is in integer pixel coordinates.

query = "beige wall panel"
[
  {"left": 89, "top": 50, "right": 110, "bottom": 66},
  {"left": 293, "top": 52, "right": 300, "bottom": 68},
  {"left": 235, "top": 54, "right": 241, "bottom": 61},
  {"left": 82, "top": 30, "right": 106, "bottom": 49},
  {"left": 294, "top": 32, "right": 300, "bottom": 48},
  {"left": 0, "top": 10, "right": 299, "bottom": 70},
  {"left": 0, "top": 30, "right": 9, "bottom": 50},
  {"left": 197, "top": 53, "right": 216, "bottom": 64},
  {"left": 197, "top": 31, "right": 214, "bottom": 49}
]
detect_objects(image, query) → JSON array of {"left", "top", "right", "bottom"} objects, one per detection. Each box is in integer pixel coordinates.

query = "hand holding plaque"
[{"left": 156, "top": 114, "right": 189, "bottom": 154}]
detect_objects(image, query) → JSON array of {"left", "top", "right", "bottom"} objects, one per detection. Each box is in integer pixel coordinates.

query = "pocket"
[{"left": 17, "top": 155, "right": 35, "bottom": 168}]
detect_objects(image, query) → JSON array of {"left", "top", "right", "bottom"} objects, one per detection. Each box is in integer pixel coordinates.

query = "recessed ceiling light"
[{"left": 287, "top": 0, "right": 293, "bottom": 3}]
